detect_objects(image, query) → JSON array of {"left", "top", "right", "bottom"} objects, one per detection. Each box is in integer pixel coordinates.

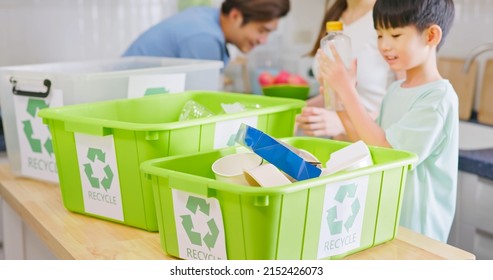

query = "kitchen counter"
[
  {"left": 0, "top": 164, "right": 475, "bottom": 260},
  {"left": 458, "top": 119, "right": 493, "bottom": 180},
  {"left": 459, "top": 148, "right": 493, "bottom": 181}
]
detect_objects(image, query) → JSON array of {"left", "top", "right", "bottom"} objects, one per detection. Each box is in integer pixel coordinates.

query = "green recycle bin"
[{"left": 141, "top": 137, "right": 417, "bottom": 259}]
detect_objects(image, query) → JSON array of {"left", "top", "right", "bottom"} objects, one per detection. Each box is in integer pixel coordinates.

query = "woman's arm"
[{"left": 306, "top": 93, "right": 324, "bottom": 107}]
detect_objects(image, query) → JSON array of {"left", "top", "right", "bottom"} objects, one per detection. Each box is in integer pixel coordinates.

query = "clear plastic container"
[{"left": 319, "top": 21, "right": 352, "bottom": 111}]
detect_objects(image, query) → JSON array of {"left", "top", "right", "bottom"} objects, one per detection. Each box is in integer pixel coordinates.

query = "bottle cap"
[{"left": 326, "top": 21, "right": 343, "bottom": 32}]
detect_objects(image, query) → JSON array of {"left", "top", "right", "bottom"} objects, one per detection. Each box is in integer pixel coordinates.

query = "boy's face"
[{"left": 376, "top": 26, "right": 429, "bottom": 72}]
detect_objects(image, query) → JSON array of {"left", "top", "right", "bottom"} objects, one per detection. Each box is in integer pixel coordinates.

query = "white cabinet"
[
  {"left": 448, "top": 171, "right": 493, "bottom": 259},
  {"left": 1, "top": 200, "right": 56, "bottom": 260}
]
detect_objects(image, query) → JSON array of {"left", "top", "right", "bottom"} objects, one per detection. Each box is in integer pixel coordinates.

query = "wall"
[
  {"left": 1, "top": 1, "right": 492, "bottom": 73},
  {"left": 0, "top": 0, "right": 222, "bottom": 66},
  {"left": 440, "top": 0, "right": 493, "bottom": 57},
  {"left": 439, "top": 0, "right": 493, "bottom": 111}
]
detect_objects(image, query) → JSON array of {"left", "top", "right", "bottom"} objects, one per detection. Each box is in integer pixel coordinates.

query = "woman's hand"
[{"left": 296, "top": 106, "right": 345, "bottom": 137}]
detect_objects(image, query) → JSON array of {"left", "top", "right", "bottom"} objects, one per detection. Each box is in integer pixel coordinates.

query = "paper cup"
[
  {"left": 325, "top": 140, "right": 373, "bottom": 175},
  {"left": 344, "top": 154, "right": 373, "bottom": 171},
  {"left": 212, "top": 152, "right": 263, "bottom": 185},
  {"left": 244, "top": 163, "right": 291, "bottom": 187}
]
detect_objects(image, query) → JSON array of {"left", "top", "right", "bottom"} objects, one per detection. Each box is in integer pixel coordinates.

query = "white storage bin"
[{"left": 0, "top": 56, "right": 223, "bottom": 182}]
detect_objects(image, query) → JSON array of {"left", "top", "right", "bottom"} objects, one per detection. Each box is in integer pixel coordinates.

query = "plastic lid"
[{"left": 326, "top": 21, "right": 343, "bottom": 32}]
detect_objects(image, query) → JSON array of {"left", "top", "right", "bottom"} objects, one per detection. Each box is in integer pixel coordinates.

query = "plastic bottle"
[{"left": 319, "top": 21, "right": 352, "bottom": 111}]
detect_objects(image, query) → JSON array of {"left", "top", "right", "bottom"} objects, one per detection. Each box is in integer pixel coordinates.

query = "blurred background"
[{"left": 1, "top": 0, "right": 492, "bottom": 98}]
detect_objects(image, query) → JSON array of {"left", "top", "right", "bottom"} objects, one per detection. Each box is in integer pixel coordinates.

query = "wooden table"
[{"left": 0, "top": 164, "right": 475, "bottom": 260}]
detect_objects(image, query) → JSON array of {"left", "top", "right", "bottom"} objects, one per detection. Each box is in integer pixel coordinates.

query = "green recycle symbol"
[
  {"left": 82, "top": 148, "right": 114, "bottom": 191},
  {"left": 326, "top": 183, "right": 361, "bottom": 235},
  {"left": 180, "top": 196, "right": 219, "bottom": 250},
  {"left": 22, "top": 98, "right": 53, "bottom": 156},
  {"left": 144, "top": 87, "right": 170, "bottom": 96},
  {"left": 226, "top": 133, "right": 237, "bottom": 146}
]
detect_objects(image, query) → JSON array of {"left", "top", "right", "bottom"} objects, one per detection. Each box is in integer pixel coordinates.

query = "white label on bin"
[
  {"left": 13, "top": 89, "right": 63, "bottom": 182},
  {"left": 127, "top": 73, "right": 186, "bottom": 98},
  {"left": 214, "top": 117, "right": 258, "bottom": 149},
  {"left": 172, "top": 190, "right": 227, "bottom": 260},
  {"left": 317, "top": 175, "right": 369, "bottom": 259},
  {"left": 74, "top": 133, "right": 123, "bottom": 222}
]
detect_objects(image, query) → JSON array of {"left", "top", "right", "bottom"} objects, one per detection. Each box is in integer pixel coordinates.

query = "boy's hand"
[{"left": 317, "top": 44, "right": 357, "bottom": 99}]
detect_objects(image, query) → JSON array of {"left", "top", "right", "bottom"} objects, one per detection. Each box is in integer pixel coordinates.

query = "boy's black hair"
[{"left": 373, "top": 0, "right": 455, "bottom": 50}]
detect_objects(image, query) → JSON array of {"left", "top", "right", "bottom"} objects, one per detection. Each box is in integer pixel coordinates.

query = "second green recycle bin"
[
  {"left": 38, "top": 91, "right": 304, "bottom": 231},
  {"left": 141, "top": 137, "right": 418, "bottom": 260}
]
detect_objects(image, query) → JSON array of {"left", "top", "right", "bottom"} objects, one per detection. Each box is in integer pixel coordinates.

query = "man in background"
[{"left": 123, "top": 0, "right": 290, "bottom": 67}]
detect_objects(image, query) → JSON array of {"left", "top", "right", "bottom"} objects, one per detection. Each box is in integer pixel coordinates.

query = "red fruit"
[
  {"left": 287, "top": 74, "right": 308, "bottom": 85},
  {"left": 274, "top": 70, "right": 291, "bottom": 84},
  {"left": 258, "top": 71, "right": 275, "bottom": 86}
]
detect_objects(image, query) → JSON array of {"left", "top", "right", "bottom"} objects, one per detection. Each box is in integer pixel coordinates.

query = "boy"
[{"left": 317, "top": 0, "right": 457, "bottom": 243}]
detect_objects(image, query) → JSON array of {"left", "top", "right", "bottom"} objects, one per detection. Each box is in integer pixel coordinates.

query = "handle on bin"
[
  {"left": 10, "top": 77, "right": 51, "bottom": 98},
  {"left": 168, "top": 174, "right": 218, "bottom": 198},
  {"left": 64, "top": 121, "right": 113, "bottom": 136},
  {"left": 254, "top": 195, "right": 270, "bottom": 207}
]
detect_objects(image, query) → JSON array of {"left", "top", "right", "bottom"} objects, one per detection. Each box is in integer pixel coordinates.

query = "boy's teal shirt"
[{"left": 377, "top": 79, "right": 459, "bottom": 243}]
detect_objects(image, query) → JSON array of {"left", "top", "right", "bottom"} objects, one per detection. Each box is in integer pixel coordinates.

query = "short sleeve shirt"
[{"left": 377, "top": 79, "right": 459, "bottom": 242}]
